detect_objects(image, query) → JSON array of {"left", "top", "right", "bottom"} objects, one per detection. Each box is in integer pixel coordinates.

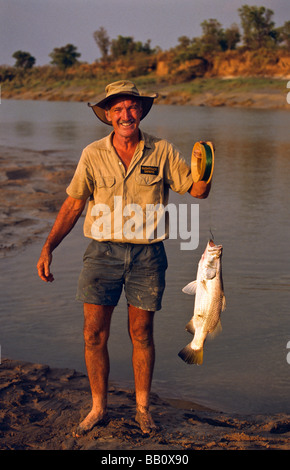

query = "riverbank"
[
  {"left": 1, "top": 77, "right": 289, "bottom": 110},
  {"left": 0, "top": 145, "right": 75, "bottom": 258},
  {"left": 1, "top": 357, "right": 290, "bottom": 451}
]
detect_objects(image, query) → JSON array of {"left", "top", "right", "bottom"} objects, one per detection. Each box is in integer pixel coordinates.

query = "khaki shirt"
[{"left": 66, "top": 130, "right": 193, "bottom": 243}]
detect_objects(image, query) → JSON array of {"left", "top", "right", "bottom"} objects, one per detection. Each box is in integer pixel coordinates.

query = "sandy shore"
[
  {"left": 2, "top": 81, "right": 290, "bottom": 111},
  {"left": 157, "top": 88, "right": 289, "bottom": 110},
  {"left": 1, "top": 357, "right": 290, "bottom": 451},
  {"left": 0, "top": 145, "right": 76, "bottom": 258},
  {"left": 1, "top": 146, "right": 290, "bottom": 451}
]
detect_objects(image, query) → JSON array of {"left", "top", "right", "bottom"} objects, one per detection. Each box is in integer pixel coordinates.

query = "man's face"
[{"left": 105, "top": 97, "right": 143, "bottom": 139}]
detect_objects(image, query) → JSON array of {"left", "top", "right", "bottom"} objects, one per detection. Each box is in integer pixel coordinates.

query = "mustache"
[{"left": 119, "top": 119, "right": 136, "bottom": 124}]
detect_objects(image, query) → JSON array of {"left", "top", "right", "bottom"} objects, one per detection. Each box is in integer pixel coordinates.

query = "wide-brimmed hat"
[{"left": 88, "top": 80, "right": 158, "bottom": 125}]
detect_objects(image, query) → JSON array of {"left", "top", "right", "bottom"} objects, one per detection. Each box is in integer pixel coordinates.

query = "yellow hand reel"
[{"left": 191, "top": 141, "right": 214, "bottom": 183}]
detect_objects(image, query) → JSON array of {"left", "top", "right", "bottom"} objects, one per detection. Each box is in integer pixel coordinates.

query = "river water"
[{"left": 0, "top": 98, "right": 290, "bottom": 414}]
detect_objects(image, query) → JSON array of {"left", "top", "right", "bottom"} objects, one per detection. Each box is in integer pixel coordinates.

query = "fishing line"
[
  {"left": 201, "top": 143, "right": 213, "bottom": 182},
  {"left": 191, "top": 141, "right": 216, "bottom": 241},
  {"left": 208, "top": 171, "right": 217, "bottom": 242}
]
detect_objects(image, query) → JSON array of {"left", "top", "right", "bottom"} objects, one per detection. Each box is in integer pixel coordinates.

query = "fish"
[{"left": 178, "top": 239, "right": 226, "bottom": 365}]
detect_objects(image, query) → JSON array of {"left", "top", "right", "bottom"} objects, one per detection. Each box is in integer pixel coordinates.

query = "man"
[{"left": 37, "top": 80, "right": 211, "bottom": 436}]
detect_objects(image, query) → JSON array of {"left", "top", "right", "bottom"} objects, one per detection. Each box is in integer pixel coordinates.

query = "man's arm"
[{"left": 37, "top": 195, "right": 87, "bottom": 282}]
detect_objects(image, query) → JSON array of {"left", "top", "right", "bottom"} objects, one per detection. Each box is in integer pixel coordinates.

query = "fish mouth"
[{"left": 208, "top": 239, "right": 223, "bottom": 253}]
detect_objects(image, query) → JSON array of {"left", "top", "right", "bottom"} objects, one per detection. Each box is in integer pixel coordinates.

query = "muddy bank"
[
  {"left": 2, "top": 82, "right": 289, "bottom": 111},
  {"left": 0, "top": 145, "right": 76, "bottom": 258},
  {"left": 1, "top": 358, "right": 290, "bottom": 451},
  {"left": 157, "top": 88, "right": 289, "bottom": 109}
]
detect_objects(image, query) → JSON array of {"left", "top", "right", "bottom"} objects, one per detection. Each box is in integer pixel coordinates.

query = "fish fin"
[
  {"left": 178, "top": 345, "right": 203, "bottom": 365},
  {"left": 204, "top": 267, "right": 216, "bottom": 280},
  {"left": 208, "top": 320, "right": 222, "bottom": 339},
  {"left": 182, "top": 280, "right": 197, "bottom": 295},
  {"left": 185, "top": 321, "right": 195, "bottom": 335},
  {"left": 222, "top": 295, "right": 226, "bottom": 312}
]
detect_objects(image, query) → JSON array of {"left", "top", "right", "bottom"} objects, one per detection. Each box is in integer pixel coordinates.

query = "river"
[{"left": 0, "top": 98, "right": 290, "bottom": 414}]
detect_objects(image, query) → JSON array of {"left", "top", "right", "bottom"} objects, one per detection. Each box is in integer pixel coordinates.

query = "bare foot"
[
  {"left": 135, "top": 405, "right": 157, "bottom": 434},
  {"left": 73, "top": 409, "right": 109, "bottom": 437}
]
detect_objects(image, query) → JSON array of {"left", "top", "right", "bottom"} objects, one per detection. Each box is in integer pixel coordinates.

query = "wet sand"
[
  {"left": 1, "top": 146, "right": 290, "bottom": 451},
  {"left": 0, "top": 145, "right": 75, "bottom": 258},
  {"left": 1, "top": 357, "right": 290, "bottom": 451}
]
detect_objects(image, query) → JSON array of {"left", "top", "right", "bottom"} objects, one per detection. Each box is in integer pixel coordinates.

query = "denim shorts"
[{"left": 76, "top": 240, "right": 168, "bottom": 311}]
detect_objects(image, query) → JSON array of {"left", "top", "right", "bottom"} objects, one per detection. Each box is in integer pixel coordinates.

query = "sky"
[{"left": 0, "top": 0, "right": 289, "bottom": 66}]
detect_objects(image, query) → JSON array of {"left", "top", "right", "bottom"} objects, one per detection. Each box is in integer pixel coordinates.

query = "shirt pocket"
[
  {"left": 135, "top": 173, "right": 163, "bottom": 204},
  {"left": 94, "top": 176, "right": 116, "bottom": 208},
  {"left": 95, "top": 176, "right": 115, "bottom": 188}
]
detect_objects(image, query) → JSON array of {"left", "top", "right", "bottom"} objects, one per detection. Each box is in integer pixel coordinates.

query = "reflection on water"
[{"left": 0, "top": 100, "right": 290, "bottom": 414}]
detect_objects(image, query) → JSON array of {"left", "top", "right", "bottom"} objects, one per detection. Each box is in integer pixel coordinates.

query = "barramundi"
[{"left": 178, "top": 240, "right": 226, "bottom": 365}]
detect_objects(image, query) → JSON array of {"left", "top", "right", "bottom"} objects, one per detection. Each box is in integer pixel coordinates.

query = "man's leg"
[
  {"left": 75, "top": 303, "right": 114, "bottom": 435},
  {"left": 127, "top": 304, "right": 157, "bottom": 433}
]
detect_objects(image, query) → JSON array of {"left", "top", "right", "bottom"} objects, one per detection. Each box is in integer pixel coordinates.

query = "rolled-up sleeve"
[
  {"left": 66, "top": 150, "right": 94, "bottom": 200},
  {"left": 164, "top": 143, "right": 193, "bottom": 195}
]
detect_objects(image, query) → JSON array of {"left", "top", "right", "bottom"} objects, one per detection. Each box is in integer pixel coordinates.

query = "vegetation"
[
  {"left": 49, "top": 44, "right": 81, "bottom": 70},
  {"left": 238, "top": 5, "right": 277, "bottom": 49},
  {"left": 93, "top": 27, "right": 110, "bottom": 60},
  {"left": 12, "top": 50, "right": 36, "bottom": 69},
  {"left": 1, "top": 4, "right": 289, "bottom": 102}
]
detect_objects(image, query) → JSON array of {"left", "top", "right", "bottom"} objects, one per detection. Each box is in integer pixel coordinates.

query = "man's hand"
[
  {"left": 189, "top": 180, "right": 211, "bottom": 199},
  {"left": 192, "top": 141, "right": 203, "bottom": 160},
  {"left": 193, "top": 140, "right": 215, "bottom": 159},
  {"left": 37, "top": 248, "right": 54, "bottom": 282},
  {"left": 36, "top": 196, "right": 87, "bottom": 283}
]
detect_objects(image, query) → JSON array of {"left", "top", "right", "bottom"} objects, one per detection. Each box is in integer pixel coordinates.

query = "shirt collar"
[{"left": 106, "top": 129, "right": 153, "bottom": 152}]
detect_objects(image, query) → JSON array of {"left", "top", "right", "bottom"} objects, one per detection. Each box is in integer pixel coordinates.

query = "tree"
[
  {"left": 49, "top": 44, "right": 81, "bottom": 69},
  {"left": 277, "top": 21, "right": 290, "bottom": 50},
  {"left": 110, "top": 35, "right": 155, "bottom": 59},
  {"left": 12, "top": 50, "right": 36, "bottom": 69},
  {"left": 200, "top": 19, "right": 226, "bottom": 53},
  {"left": 93, "top": 27, "right": 111, "bottom": 60},
  {"left": 134, "top": 39, "right": 155, "bottom": 54},
  {"left": 172, "top": 36, "right": 201, "bottom": 62},
  {"left": 111, "top": 35, "right": 135, "bottom": 58},
  {"left": 238, "top": 5, "right": 276, "bottom": 49},
  {"left": 176, "top": 36, "right": 191, "bottom": 50},
  {"left": 224, "top": 24, "right": 241, "bottom": 50}
]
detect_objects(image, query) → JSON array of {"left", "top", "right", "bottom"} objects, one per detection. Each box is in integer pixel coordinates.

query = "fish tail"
[{"left": 178, "top": 344, "right": 203, "bottom": 365}]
